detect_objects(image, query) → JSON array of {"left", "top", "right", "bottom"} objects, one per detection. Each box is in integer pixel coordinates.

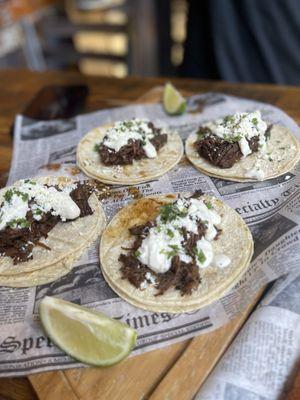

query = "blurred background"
[{"left": 1, "top": 0, "right": 299, "bottom": 84}]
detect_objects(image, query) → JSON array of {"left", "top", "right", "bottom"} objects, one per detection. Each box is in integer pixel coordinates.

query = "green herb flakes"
[
  {"left": 94, "top": 143, "right": 101, "bottom": 152},
  {"left": 194, "top": 248, "right": 206, "bottom": 264},
  {"left": 160, "top": 204, "right": 187, "bottom": 223},
  {"left": 134, "top": 250, "right": 141, "bottom": 257},
  {"left": 34, "top": 209, "right": 43, "bottom": 215},
  {"left": 24, "top": 179, "right": 36, "bottom": 185},
  {"left": 4, "top": 189, "right": 13, "bottom": 202},
  {"left": 8, "top": 218, "right": 30, "bottom": 229},
  {"left": 166, "top": 228, "right": 174, "bottom": 238},
  {"left": 4, "top": 189, "right": 28, "bottom": 203},
  {"left": 160, "top": 244, "right": 179, "bottom": 259},
  {"left": 205, "top": 201, "right": 213, "bottom": 210}
]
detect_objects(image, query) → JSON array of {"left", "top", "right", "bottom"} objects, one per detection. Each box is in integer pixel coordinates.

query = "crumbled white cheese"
[
  {"left": 205, "top": 110, "right": 267, "bottom": 157},
  {"left": 0, "top": 193, "right": 29, "bottom": 230},
  {"left": 140, "top": 280, "right": 148, "bottom": 290},
  {"left": 102, "top": 118, "right": 164, "bottom": 159},
  {"left": 0, "top": 180, "right": 80, "bottom": 231},
  {"left": 145, "top": 272, "right": 156, "bottom": 285},
  {"left": 137, "top": 196, "right": 228, "bottom": 274},
  {"left": 238, "top": 137, "right": 251, "bottom": 157}
]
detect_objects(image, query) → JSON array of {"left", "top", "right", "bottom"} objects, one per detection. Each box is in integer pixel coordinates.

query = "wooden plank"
[
  {"left": 0, "top": 377, "right": 38, "bottom": 400},
  {"left": 149, "top": 291, "right": 263, "bottom": 400},
  {"left": 30, "top": 341, "right": 189, "bottom": 400},
  {"left": 29, "top": 371, "right": 84, "bottom": 400}
]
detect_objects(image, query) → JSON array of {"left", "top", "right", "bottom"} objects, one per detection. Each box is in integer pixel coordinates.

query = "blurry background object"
[
  {"left": 0, "top": 0, "right": 187, "bottom": 78},
  {"left": 1, "top": 0, "right": 299, "bottom": 84},
  {"left": 0, "top": 0, "right": 56, "bottom": 70},
  {"left": 180, "top": 0, "right": 300, "bottom": 84}
]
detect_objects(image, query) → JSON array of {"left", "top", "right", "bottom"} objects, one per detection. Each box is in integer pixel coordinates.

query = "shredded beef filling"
[
  {"left": 0, "top": 183, "right": 93, "bottom": 264},
  {"left": 156, "top": 256, "right": 200, "bottom": 296},
  {"left": 194, "top": 127, "right": 260, "bottom": 169},
  {"left": 98, "top": 122, "right": 167, "bottom": 165},
  {"left": 119, "top": 218, "right": 208, "bottom": 296}
]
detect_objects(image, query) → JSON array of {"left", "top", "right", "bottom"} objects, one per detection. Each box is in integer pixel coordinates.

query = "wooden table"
[{"left": 0, "top": 70, "right": 299, "bottom": 400}]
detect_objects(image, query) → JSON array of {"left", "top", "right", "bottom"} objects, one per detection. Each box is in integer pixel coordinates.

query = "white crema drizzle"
[{"left": 137, "top": 196, "right": 231, "bottom": 274}]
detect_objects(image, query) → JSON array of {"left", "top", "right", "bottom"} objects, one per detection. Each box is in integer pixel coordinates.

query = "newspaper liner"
[
  {"left": 100, "top": 194, "right": 253, "bottom": 313},
  {"left": 196, "top": 272, "right": 300, "bottom": 400},
  {"left": 0, "top": 176, "right": 106, "bottom": 279},
  {"left": 76, "top": 125, "right": 184, "bottom": 185},
  {"left": 186, "top": 124, "right": 300, "bottom": 182},
  {"left": 0, "top": 92, "right": 299, "bottom": 378}
]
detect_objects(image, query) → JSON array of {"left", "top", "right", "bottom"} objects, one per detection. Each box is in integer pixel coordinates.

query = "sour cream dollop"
[{"left": 137, "top": 196, "right": 230, "bottom": 274}]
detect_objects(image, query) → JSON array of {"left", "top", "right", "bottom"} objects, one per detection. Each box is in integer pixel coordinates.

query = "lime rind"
[
  {"left": 163, "top": 82, "right": 186, "bottom": 115},
  {"left": 39, "top": 296, "right": 137, "bottom": 367}
]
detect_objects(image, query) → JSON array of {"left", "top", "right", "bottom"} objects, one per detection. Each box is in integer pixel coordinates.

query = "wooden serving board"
[{"left": 28, "top": 86, "right": 265, "bottom": 399}]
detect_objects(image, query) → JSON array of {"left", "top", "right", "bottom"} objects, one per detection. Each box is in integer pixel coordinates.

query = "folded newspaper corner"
[
  {"left": 0, "top": 93, "right": 299, "bottom": 378},
  {"left": 196, "top": 271, "right": 300, "bottom": 400}
]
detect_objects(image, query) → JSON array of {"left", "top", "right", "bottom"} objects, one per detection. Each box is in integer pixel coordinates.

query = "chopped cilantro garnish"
[
  {"left": 134, "top": 250, "right": 141, "bottom": 257},
  {"left": 24, "top": 179, "right": 36, "bottom": 185},
  {"left": 252, "top": 118, "right": 258, "bottom": 126},
  {"left": 124, "top": 121, "right": 134, "bottom": 129},
  {"left": 34, "top": 209, "right": 43, "bottom": 215},
  {"left": 279, "top": 147, "right": 286, "bottom": 150},
  {"left": 194, "top": 248, "right": 206, "bottom": 264},
  {"left": 94, "top": 143, "right": 101, "bottom": 152},
  {"left": 166, "top": 228, "right": 174, "bottom": 238},
  {"left": 8, "top": 218, "right": 30, "bottom": 229},
  {"left": 222, "top": 134, "right": 239, "bottom": 143},
  {"left": 17, "top": 191, "right": 29, "bottom": 202},
  {"left": 4, "top": 189, "right": 13, "bottom": 202},
  {"left": 160, "top": 244, "right": 180, "bottom": 259},
  {"left": 205, "top": 201, "right": 213, "bottom": 210},
  {"left": 4, "top": 189, "right": 28, "bottom": 203},
  {"left": 169, "top": 244, "right": 179, "bottom": 251},
  {"left": 223, "top": 115, "right": 234, "bottom": 124},
  {"left": 160, "top": 204, "right": 188, "bottom": 223},
  {"left": 197, "top": 131, "right": 206, "bottom": 140},
  {"left": 166, "top": 244, "right": 179, "bottom": 258}
]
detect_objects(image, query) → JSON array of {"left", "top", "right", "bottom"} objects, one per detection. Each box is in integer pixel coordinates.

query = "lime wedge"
[
  {"left": 163, "top": 82, "right": 186, "bottom": 115},
  {"left": 39, "top": 296, "right": 137, "bottom": 366}
]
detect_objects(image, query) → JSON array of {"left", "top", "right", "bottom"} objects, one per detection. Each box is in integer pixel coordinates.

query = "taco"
[
  {"left": 100, "top": 192, "right": 253, "bottom": 313},
  {"left": 0, "top": 176, "right": 106, "bottom": 286},
  {"left": 185, "top": 110, "right": 300, "bottom": 182},
  {"left": 77, "top": 118, "right": 183, "bottom": 185}
]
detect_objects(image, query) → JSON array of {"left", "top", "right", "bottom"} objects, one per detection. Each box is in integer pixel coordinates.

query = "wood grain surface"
[{"left": 0, "top": 70, "right": 299, "bottom": 400}]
